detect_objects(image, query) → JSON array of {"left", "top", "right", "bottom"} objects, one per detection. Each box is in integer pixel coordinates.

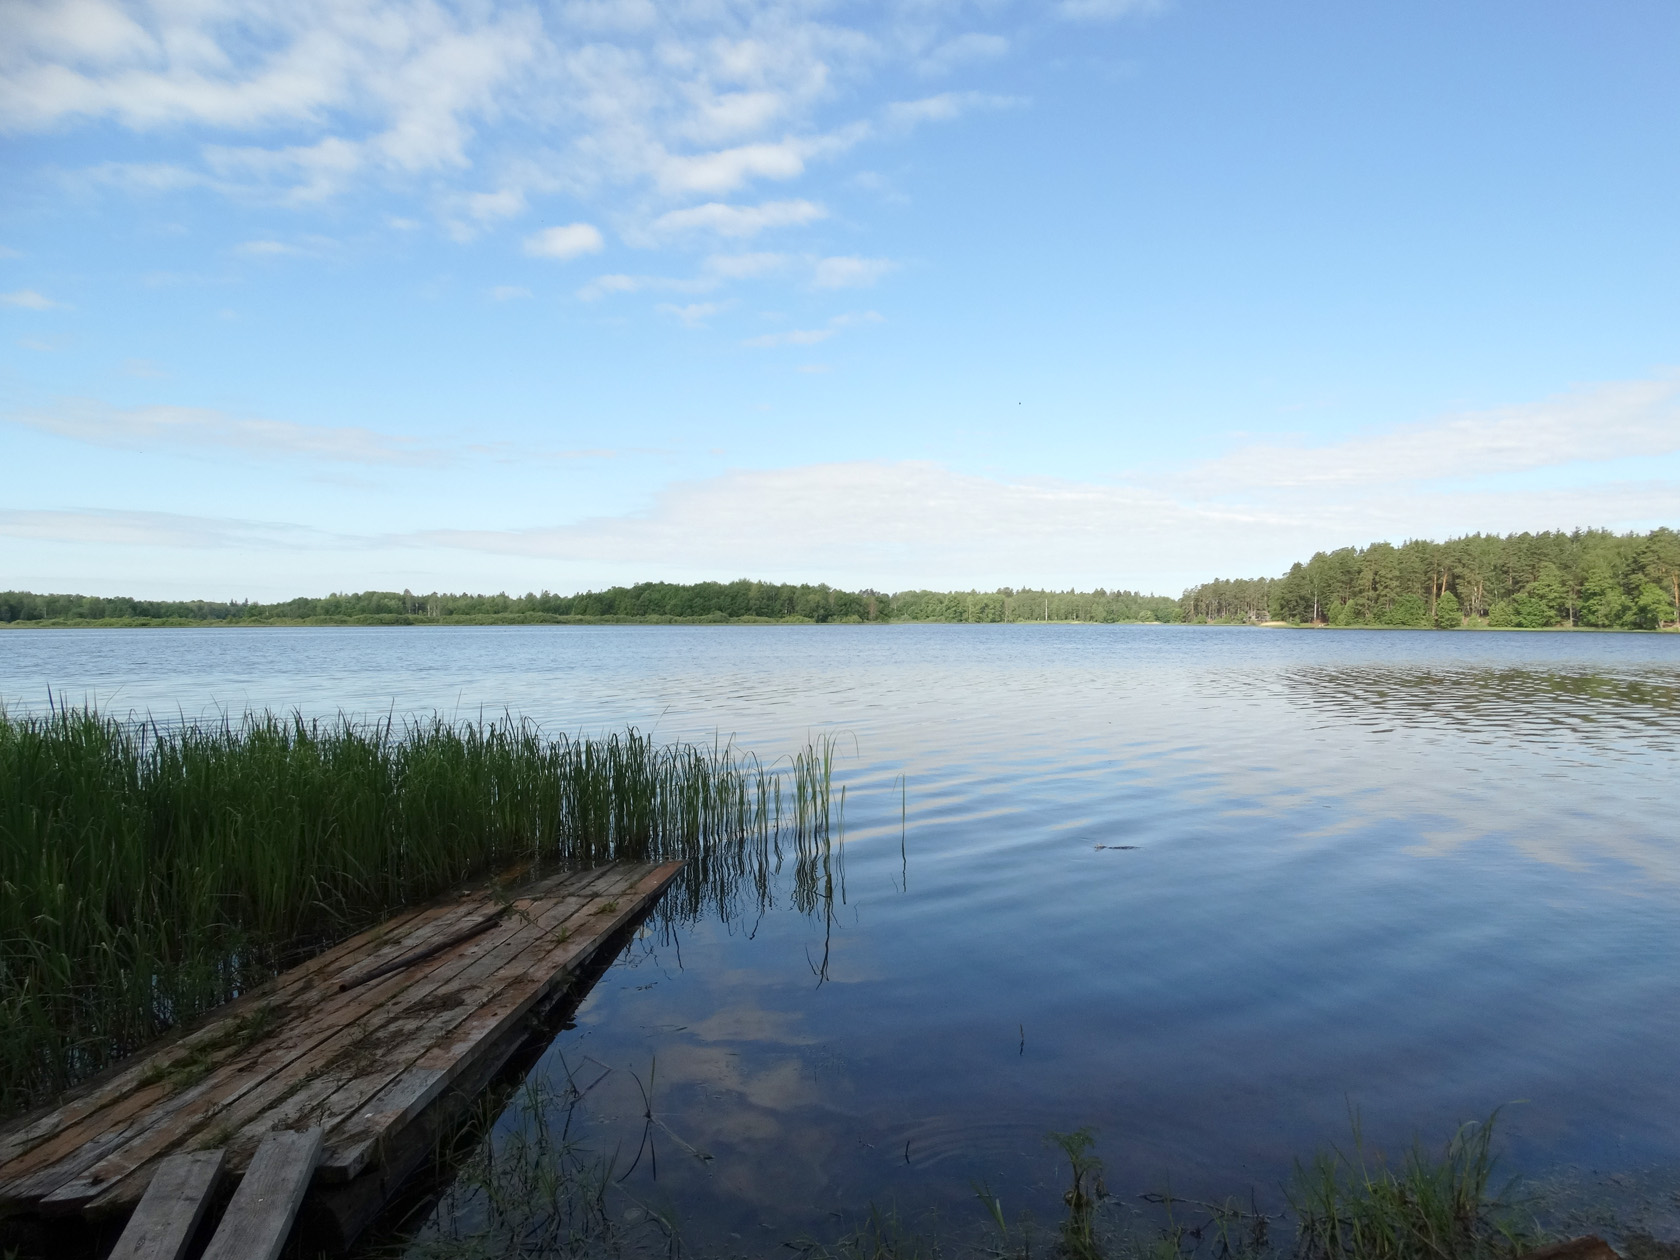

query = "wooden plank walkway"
[{"left": 0, "top": 860, "right": 682, "bottom": 1252}]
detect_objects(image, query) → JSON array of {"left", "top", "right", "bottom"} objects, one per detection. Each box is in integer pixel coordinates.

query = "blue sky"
[{"left": 2, "top": 0, "right": 1677, "bottom": 599}]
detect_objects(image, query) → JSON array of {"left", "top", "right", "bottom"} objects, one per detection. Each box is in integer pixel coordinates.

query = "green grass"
[
  {"left": 0, "top": 705, "right": 835, "bottom": 1117},
  {"left": 1288, "top": 1111, "right": 1541, "bottom": 1260}
]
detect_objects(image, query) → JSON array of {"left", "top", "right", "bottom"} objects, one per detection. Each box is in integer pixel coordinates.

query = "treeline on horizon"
[
  {"left": 1180, "top": 527, "right": 1680, "bottom": 629},
  {"left": 0, "top": 581, "right": 1181, "bottom": 627}
]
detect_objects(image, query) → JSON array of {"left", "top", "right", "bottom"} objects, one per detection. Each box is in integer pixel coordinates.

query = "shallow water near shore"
[{"left": 5, "top": 624, "right": 1680, "bottom": 1249}]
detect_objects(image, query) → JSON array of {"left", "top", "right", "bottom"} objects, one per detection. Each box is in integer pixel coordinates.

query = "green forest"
[
  {"left": 1180, "top": 527, "right": 1680, "bottom": 629},
  {"left": 5, "top": 528, "right": 1677, "bottom": 630},
  {"left": 0, "top": 581, "right": 1179, "bottom": 627}
]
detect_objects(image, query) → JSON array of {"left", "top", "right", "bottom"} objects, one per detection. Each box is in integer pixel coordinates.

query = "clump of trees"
[
  {"left": 1179, "top": 528, "right": 1680, "bottom": 629},
  {"left": 0, "top": 581, "right": 1180, "bottom": 627}
]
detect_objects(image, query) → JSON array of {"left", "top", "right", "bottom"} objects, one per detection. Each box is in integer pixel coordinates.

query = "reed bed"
[{"left": 0, "top": 705, "right": 836, "bottom": 1117}]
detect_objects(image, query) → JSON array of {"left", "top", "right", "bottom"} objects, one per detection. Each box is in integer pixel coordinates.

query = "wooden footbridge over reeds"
[{"left": 0, "top": 860, "right": 682, "bottom": 1259}]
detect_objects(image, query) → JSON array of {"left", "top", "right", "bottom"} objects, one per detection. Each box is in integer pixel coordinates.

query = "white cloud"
[
  {"left": 409, "top": 456, "right": 1680, "bottom": 594},
  {"left": 829, "top": 309, "right": 884, "bottom": 328},
  {"left": 1, "top": 289, "right": 67, "bottom": 309},
  {"left": 742, "top": 307, "right": 881, "bottom": 347},
  {"left": 442, "top": 181, "right": 540, "bottom": 238},
  {"left": 742, "top": 327, "right": 834, "bottom": 348},
  {"left": 235, "top": 239, "right": 296, "bottom": 256},
  {"left": 204, "top": 137, "right": 364, "bottom": 204},
  {"left": 3, "top": 0, "right": 1034, "bottom": 258},
  {"left": 524, "top": 222, "right": 605, "bottom": 259},
  {"left": 574, "top": 272, "right": 714, "bottom": 301},
  {"left": 1, "top": 1, "right": 541, "bottom": 177},
  {"left": 4, "top": 376, "right": 1676, "bottom": 595},
  {"left": 658, "top": 301, "right": 725, "bottom": 327},
  {"left": 813, "top": 256, "right": 895, "bottom": 288},
  {"left": 704, "top": 252, "right": 788, "bottom": 278},
  {"left": 884, "top": 91, "right": 1025, "bottom": 130},
  {"left": 488, "top": 285, "right": 532, "bottom": 300},
  {"left": 657, "top": 139, "right": 809, "bottom": 195},
  {"left": 1057, "top": 0, "right": 1165, "bottom": 20},
  {"left": 1187, "top": 377, "right": 1680, "bottom": 492},
  {"left": 651, "top": 199, "right": 825, "bottom": 239},
  {"left": 0, "top": 508, "right": 326, "bottom": 551},
  {"left": 4, "top": 398, "right": 447, "bottom": 466},
  {"left": 918, "top": 33, "right": 1009, "bottom": 76}
]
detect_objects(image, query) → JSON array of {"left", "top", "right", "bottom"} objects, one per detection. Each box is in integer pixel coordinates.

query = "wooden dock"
[{"left": 0, "top": 860, "right": 682, "bottom": 1255}]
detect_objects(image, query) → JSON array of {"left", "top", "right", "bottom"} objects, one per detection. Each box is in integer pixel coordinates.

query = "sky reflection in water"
[{"left": 4, "top": 625, "right": 1679, "bottom": 1246}]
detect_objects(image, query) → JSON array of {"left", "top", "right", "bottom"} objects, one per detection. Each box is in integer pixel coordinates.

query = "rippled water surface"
[{"left": 5, "top": 625, "right": 1680, "bottom": 1246}]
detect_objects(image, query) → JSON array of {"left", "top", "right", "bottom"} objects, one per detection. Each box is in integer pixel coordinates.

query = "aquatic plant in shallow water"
[
  {"left": 1287, "top": 1111, "right": 1541, "bottom": 1260},
  {"left": 0, "top": 705, "right": 839, "bottom": 1116}
]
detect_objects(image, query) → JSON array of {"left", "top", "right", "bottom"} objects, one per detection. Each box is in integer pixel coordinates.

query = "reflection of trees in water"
[{"left": 1279, "top": 667, "right": 1680, "bottom": 746}]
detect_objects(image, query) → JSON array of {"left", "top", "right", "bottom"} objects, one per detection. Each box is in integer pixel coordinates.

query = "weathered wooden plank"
[
  {"left": 1, "top": 880, "right": 554, "bottom": 1187},
  {"left": 0, "top": 894, "right": 461, "bottom": 1181},
  {"left": 320, "top": 861, "right": 682, "bottom": 1180},
  {"left": 302, "top": 928, "right": 625, "bottom": 1252},
  {"left": 68, "top": 868, "right": 629, "bottom": 1213},
  {"left": 103, "top": 1148, "right": 226, "bottom": 1260},
  {"left": 258, "top": 865, "right": 652, "bottom": 1174},
  {"left": 197, "top": 1129, "right": 322, "bottom": 1260},
  {"left": 29, "top": 882, "right": 585, "bottom": 1213},
  {"left": 213, "top": 868, "right": 632, "bottom": 1162},
  {"left": 2, "top": 858, "right": 677, "bottom": 1243}
]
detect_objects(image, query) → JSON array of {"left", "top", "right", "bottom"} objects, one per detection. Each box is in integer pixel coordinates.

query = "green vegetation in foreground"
[
  {"left": 0, "top": 582, "right": 1179, "bottom": 628},
  {"left": 1181, "top": 528, "right": 1680, "bottom": 630},
  {"left": 0, "top": 706, "right": 835, "bottom": 1117},
  {"left": 397, "top": 1085, "right": 1551, "bottom": 1260}
]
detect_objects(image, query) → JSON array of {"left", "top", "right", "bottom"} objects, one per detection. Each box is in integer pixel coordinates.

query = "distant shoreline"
[
  {"left": 0, "top": 614, "right": 1175, "bottom": 630},
  {"left": 2, "top": 616, "right": 1671, "bottom": 631}
]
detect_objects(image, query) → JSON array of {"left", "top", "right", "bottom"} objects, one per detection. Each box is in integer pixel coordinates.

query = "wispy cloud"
[
  {"left": 5, "top": 399, "right": 448, "bottom": 466},
  {"left": 1056, "top": 0, "right": 1166, "bottom": 20},
  {"left": 744, "top": 308, "right": 882, "bottom": 347},
  {"left": 411, "top": 450, "right": 1680, "bottom": 593},
  {"left": 575, "top": 272, "right": 714, "bottom": 301},
  {"left": 4, "top": 0, "right": 1041, "bottom": 268},
  {"left": 488, "top": 285, "right": 533, "bottom": 301},
  {"left": 743, "top": 327, "right": 834, "bottom": 348},
  {"left": 659, "top": 301, "right": 727, "bottom": 327},
  {"left": 883, "top": 92, "right": 1026, "bottom": 130},
  {"left": 6, "top": 376, "right": 1676, "bottom": 594},
  {"left": 1185, "top": 377, "right": 1680, "bottom": 492},
  {"left": 918, "top": 33, "right": 1010, "bottom": 76},
  {"left": 523, "top": 223, "right": 605, "bottom": 260},
  {"left": 1, "top": 289, "right": 68, "bottom": 310},
  {"left": 651, "top": 200, "right": 826, "bottom": 239},
  {"left": 0, "top": 509, "right": 335, "bottom": 551},
  {"left": 813, "top": 256, "right": 896, "bottom": 288},
  {"left": 704, "top": 252, "right": 789, "bottom": 279}
]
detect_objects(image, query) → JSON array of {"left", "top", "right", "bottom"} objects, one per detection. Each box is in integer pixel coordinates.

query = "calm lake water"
[{"left": 4, "top": 625, "right": 1679, "bottom": 1248}]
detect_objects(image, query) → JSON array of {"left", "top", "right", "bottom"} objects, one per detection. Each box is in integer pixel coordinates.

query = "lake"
[{"left": 4, "top": 624, "right": 1678, "bottom": 1250}]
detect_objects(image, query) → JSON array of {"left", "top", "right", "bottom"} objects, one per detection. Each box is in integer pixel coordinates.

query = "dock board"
[{"left": 0, "top": 860, "right": 681, "bottom": 1249}]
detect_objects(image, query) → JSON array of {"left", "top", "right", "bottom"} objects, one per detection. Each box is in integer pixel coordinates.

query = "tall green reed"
[{"left": 0, "top": 706, "right": 836, "bottom": 1117}]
